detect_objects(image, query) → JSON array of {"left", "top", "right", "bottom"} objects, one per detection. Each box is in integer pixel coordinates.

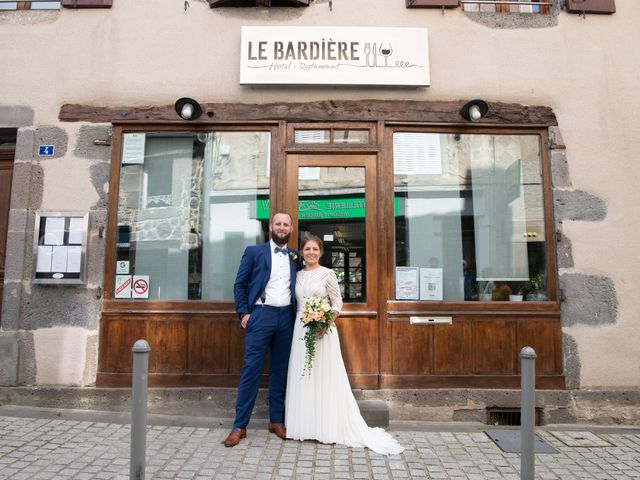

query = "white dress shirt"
[{"left": 256, "top": 239, "right": 292, "bottom": 307}]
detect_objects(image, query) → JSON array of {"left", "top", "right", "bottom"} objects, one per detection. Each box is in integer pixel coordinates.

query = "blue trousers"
[{"left": 233, "top": 304, "right": 295, "bottom": 429}]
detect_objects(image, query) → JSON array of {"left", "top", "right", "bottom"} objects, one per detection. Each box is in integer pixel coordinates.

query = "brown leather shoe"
[
  {"left": 222, "top": 428, "right": 246, "bottom": 447},
  {"left": 268, "top": 422, "right": 286, "bottom": 439}
]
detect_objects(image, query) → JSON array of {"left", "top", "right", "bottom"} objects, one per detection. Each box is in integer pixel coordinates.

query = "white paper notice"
[
  {"left": 51, "top": 246, "right": 68, "bottom": 272},
  {"left": 66, "top": 246, "right": 82, "bottom": 273},
  {"left": 68, "top": 217, "right": 84, "bottom": 245},
  {"left": 36, "top": 246, "right": 53, "bottom": 272},
  {"left": 420, "top": 267, "right": 443, "bottom": 301},
  {"left": 395, "top": 267, "right": 419, "bottom": 300},
  {"left": 122, "top": 133, "right": 146, "bottom": 164},
  {"left": 116, "top": 260, "right": 130, "bottom": 274},
  {"left": 44, "top": 217, "right": 65, "bottom": 246}
]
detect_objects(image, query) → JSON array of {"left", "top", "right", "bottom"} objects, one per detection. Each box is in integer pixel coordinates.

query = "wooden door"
[
  {"left": 285, "top": 153, "right": 379, "bottom": 388},
  {"left": 0, "top": 150, "right": 15, "bottom": 320}
]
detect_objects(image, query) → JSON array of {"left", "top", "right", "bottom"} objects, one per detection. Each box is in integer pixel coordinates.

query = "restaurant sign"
[
  {"left": 240, "top": 26, "right": 429, "bottom": 86},
  {"left": 257, "top": 197, "right": 401, "bottom": 220}
]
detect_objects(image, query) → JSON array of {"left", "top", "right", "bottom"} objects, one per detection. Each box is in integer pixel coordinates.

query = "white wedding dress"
[{"left": 285, "top": 266, "right": 404, "bottom": 456}]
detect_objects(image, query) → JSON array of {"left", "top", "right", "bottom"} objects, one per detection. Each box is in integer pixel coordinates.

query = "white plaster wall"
[
  {"left": 1, "top": 1, "right": 639, "bottom": 387},
  {"left": 33, "top": 327, "right": 98, "bottom": 386}
]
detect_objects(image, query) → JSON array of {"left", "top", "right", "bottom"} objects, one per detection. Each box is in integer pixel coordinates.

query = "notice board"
[{"left": 33, "top": 212, "right": 89, "bottom": 285}]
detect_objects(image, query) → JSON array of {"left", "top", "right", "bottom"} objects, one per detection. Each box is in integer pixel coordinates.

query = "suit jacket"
[{"left": 233, "top": 242, "right": 300, "bottom": 320}]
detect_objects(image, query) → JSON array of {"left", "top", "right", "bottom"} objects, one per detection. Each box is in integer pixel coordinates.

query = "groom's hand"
[{"left": 241, "top": 314, "right": 250, "bottom": 329}]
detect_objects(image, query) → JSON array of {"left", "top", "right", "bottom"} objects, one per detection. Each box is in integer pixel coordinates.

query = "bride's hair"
[{"left": 300, "top": 235, "right": 324, "bottom": 256}]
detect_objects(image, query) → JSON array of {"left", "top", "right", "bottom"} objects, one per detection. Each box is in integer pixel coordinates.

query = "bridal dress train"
[{"left": 285, "top": 266, "right": 404, "bottom": 456}]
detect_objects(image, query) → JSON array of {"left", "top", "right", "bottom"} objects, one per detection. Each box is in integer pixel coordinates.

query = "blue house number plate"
[{"left": 38, "top": 145, "right": 55, "bottom": 156}]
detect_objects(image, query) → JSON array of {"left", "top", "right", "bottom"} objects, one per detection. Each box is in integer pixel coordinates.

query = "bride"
[{"left": 285, "top": 235, "right": 404, "bottom": 455}]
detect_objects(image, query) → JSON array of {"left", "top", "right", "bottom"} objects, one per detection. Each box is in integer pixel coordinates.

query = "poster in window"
[
  {"left": 395, "top": 267, "right": 419, "bottom": 300},
  {"left": 419, "top": 267, "right": 443, "bottom": 301},
  {"left": 122, "top": 133, "right": 146, "bottom": 164}
]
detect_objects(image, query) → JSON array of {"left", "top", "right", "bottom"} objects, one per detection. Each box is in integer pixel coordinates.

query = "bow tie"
[{"left": 274, "top": 246, "right": 288, "bottom": 255}]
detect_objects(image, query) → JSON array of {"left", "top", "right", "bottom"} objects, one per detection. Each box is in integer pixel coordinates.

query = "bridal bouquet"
[{"left": 301, "top": 294, "right": 335, "bottom": 375}]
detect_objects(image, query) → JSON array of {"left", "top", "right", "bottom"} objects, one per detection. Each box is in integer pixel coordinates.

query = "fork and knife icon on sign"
[{"left": 364, "top": 42, "right": 393, "bottom": 67}]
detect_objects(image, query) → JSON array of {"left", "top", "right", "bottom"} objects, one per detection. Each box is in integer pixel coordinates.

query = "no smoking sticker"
[{"left": 132, "top": 275, "right": 150, "bottom": 299}]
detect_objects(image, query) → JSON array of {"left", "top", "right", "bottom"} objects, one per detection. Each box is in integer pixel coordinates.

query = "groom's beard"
[{"left": 271, "top": 231, "right": 291, "bottom": 246}]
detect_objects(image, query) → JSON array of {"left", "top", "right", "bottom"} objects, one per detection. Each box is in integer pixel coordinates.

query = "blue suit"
[{"left": 232, "top": 241, "right": 300, "bottom": 429}]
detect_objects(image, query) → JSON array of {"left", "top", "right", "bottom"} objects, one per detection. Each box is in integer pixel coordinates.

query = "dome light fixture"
[
  {"left": 460, "top": 99, "right": 489, "bottom": 122},
  {"left": 174, "top": 97, "right": 202, "bottom": 120}
]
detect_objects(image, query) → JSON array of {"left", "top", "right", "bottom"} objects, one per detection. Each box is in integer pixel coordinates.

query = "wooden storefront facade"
[{"left": 87, "top": 100, "right": 565, "bottom": 390}]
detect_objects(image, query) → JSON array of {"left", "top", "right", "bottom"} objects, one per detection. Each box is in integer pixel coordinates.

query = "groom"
[{"left": 223, "top": 212, "right": 300, "bottom": 447}]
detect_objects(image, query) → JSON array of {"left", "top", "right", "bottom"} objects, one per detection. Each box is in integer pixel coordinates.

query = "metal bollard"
[
  {"left": 130, "top": 339, "right": 151, "bottom": 480},
  {"left": 520, "top": 346, "right": 537, "bottom": 480}
]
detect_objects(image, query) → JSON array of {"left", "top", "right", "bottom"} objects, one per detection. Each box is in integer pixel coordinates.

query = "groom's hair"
[
  {"left": 270, "top": 212, "right": 292, "bottom": 224},
  {"left": 300, "top": 235, "right": 324, "bottom": 255}
]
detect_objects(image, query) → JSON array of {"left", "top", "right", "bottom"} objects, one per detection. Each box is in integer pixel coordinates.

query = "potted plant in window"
[
  {"left": 509, "top": 288, "right": 524, "bottom": 301},
  {"left": 523, "top": 273, "right": 547, "bottom": 301}
]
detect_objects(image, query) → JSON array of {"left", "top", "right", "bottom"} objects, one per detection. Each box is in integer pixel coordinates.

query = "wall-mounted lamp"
[
  {"left": 460, "top": 99, "right": 489, "bottom": 122},
  {"left": 174, "top": 97, "right": 202, "bottom": 120}
]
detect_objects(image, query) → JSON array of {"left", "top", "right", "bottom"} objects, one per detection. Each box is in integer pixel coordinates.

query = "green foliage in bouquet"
[{"left": 301, "top": 294, "right": 335, "bottom": 375}]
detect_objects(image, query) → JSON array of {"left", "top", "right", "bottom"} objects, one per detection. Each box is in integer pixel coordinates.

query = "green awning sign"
[{"left": 257, "top": 197, "right": 400, "bottom": 220}]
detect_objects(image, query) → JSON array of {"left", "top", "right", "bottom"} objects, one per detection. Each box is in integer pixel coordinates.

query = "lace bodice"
[{"left": 295, "top": 266, "right": 343, "bottom": 314}]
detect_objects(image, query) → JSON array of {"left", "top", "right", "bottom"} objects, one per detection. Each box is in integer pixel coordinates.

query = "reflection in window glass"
[
  {"left": 297, "top": 166, "right": 366, "bottom": 303},
  {"left": 0, "top": 2, "right": 61, "bottom": 9},
  {"left": 393, "top": 133, "right": 547, "bottom": 302},
  {"left": 294, "top": 130, "right": 330, "bottom": 144},
  {"left": 116, "top": 131, "right": 270, "bottom": 301},
  {"left": 334, "top": 130, "right": 369, "bottom": 144}
]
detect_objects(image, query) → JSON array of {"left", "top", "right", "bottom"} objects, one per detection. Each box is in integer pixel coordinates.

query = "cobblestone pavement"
[{"left": 1, "top": 413, "right": 640, "bottom": 479}]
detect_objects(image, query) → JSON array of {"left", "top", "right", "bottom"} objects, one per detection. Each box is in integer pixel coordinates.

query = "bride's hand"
[{"left": 316, "top": 329, "right": 327, "bottom": 340}]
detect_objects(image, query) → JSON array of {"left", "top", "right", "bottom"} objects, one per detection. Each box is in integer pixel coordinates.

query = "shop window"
[
  {"left": 0, "top": 1, "right": 60, "bottom": 9},
  {"left": 294, "top": 128, "right": 370, "bottom": 145},
  {"left": 405, "top": 0, "right": 460, "bottom": 8},
  {"left": 462, "top": 0, "right": 550, "bottom": 13},
  {"left": 209, "top": 0, "right": 308, "bottom": 7},
  {"left": 115, "top": 131, "right": 271, "bottom": 301},
  {"left": 0, "top": 0, "right": 112, "bottom": 9},
  {"left": 393, "top": 132, "right": 548, "bottom": 302}
]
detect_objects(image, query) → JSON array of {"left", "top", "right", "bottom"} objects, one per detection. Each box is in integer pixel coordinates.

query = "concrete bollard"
[
  {"left": 520, "top": 346, "right": 537, "bottom": 480},
  {"left": 130, "top": 339, "right": 151, "bottom": 480}
]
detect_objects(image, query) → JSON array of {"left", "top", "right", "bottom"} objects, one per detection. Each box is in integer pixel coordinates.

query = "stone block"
[
  {"left": 550, "top": 150, "right": 572, "bottom": 188},
  {"left": 562, "top": 332, "right": 581, "bottom": 390},
  {"left": 0, "top": 332, "right": 19, "bottom": 386},
  {"left": 548, "top": 126, "right": 565, "bottom": 150},
  {"left": 89, "top": 162, "right": 111, "bottom": 209},
  {"left": 554, "top": 189, "right": 607, "bottom": 222},
  {"left": 464, "top": 11, "right": 558, "bottom": 29},
  {"left": 358, "top": 400, "right": 389, "bottom": 428},
  {"left": 75, "top": 125, "right": 113, "bottom": 162},
  {"left": 0, "top": 106, "right": 34, "bottom": 129},
  {"left": 560, "top": 273, "right": 617, "bottom": 327},
  {"left": 3, "top": 231, "right": 28, "bottom": 282},
  {"left": 556, "top": 231, "right": 574, "bottom": 269},
  {"left": 34, "top": 327, "right": 93, "bottom": 386},
  {"left": 34, "top": 126, "right": 68, "bottom": 160},
  {"left": 17, "top": 330, "right": 36, "bottom": 385},
  {"left": 14, "top": 129, "right": 34, "bottom": 162},
  {"left": 0, "top": 282, "right": 22, "bottom": 331},
  {"left": 20, "top": 285, "right": 100, "bottom": 330}
]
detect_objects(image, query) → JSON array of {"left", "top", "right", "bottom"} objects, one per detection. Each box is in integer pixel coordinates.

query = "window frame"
[
  {"left": 104, "top": 123, "right": 280, "bottom": 310},
  {"left": 383, "top": 124, "right": 558, "bottom": 312},
  {"left": 209, "top": 0, "right": 308, "bottom": 8}
]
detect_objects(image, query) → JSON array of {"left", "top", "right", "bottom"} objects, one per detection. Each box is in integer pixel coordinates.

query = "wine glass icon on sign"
[{"left": 379, "top": 42, "right": 393, "bottom": 67}]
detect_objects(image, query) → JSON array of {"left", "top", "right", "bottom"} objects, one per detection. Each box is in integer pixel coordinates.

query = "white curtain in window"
[{"left": 471, "top": 136, "right": 529, "bottom": 281}]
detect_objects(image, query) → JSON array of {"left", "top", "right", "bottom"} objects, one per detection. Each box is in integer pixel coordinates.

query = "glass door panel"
[{"left": 297, "top": 166, "right": 366, "bottom": 303}]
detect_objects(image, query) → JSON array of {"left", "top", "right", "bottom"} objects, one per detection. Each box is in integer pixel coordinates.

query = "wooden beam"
[{"left": 59, "top": 100, "right": 557, "bottom": 126}]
